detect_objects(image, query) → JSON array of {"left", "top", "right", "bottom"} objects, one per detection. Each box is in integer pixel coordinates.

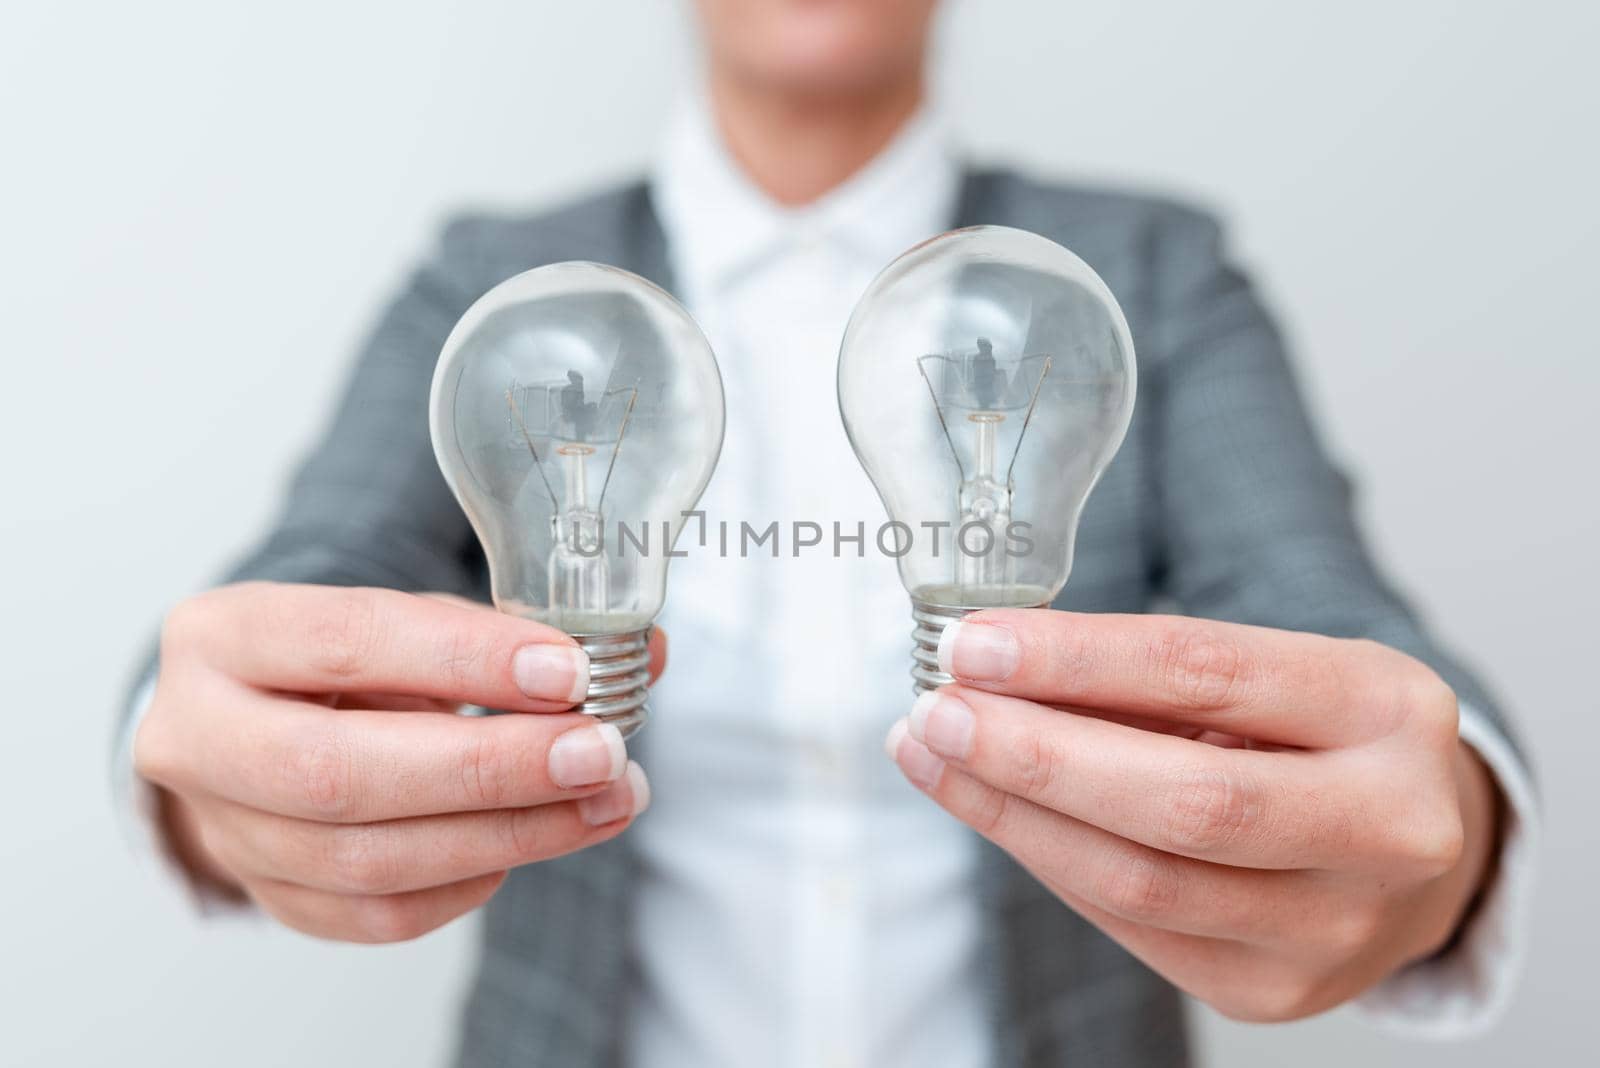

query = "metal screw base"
[
  {"left": 572, "top": 627, "right": 652, "bottom": 738},
  {"left": 910, "top": 596, "right": 1048, "bottom": 694},
  {"left": 910, "top": 599, "right": 972, "bottom": 694}
]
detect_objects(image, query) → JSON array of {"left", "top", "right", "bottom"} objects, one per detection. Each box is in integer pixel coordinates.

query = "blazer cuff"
[{"left": 1354, "top": 702, "right": 1537, "bottom": 1036}]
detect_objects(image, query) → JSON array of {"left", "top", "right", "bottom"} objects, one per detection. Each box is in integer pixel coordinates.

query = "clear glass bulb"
[
  {"left": 837, "top": 225, "right": 1136, "bottom": 691},
  {"left": 430, "top": 262, "right": 725, "bottom": 733}
]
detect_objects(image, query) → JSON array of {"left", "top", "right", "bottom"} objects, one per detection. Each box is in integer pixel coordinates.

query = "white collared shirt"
[{"left": 633, "top": 101, "right": 989, "bottom": 1068}]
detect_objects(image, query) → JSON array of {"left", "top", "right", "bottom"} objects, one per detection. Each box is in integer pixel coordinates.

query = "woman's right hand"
[{"left": 133, "top": 581, "right": 657, "bottom": 942}]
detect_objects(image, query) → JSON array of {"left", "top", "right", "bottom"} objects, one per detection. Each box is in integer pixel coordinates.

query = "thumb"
[{"left": 421, "top": 592, "right": 669, "bottom": 686}]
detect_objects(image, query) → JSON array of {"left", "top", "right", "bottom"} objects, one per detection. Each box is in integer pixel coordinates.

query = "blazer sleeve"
[
  {"left": 1144, "top": 206, "right": 1536, "bottom": 1031},
  {"left": 114, "top": 221, "right": 490, "bottom": 794},
  {"left": 215, "top": 222, "right": 487, "bottom": 596},
  {"left": 1145, "top": 206, "right": 1522, "bottom": 756}
]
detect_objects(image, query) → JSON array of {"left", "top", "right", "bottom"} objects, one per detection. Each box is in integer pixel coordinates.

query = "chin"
[{"left": 696, "top": 0, "right": 937, "bottom": 96}]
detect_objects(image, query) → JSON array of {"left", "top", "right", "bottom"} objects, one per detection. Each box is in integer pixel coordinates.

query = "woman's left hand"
[{"left": 886, "top": 609, "right": 1500, "bottom": 1021}]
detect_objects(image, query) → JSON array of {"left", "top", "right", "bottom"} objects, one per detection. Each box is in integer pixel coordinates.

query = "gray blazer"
[{"left": 129, "top": 170, "right": 1522, "bottom": 1067}]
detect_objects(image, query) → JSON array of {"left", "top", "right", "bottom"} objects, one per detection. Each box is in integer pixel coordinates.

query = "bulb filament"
[
  {"left": 916, "top": 340, "right": 1053, "bottom": 597},
  {"left": 506, "top": 372, "right": 641, "bottom": 626}
]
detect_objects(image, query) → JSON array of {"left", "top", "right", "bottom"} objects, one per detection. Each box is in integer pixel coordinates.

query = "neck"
[{"left": 706, "top": 69, "right": 925, "bottom": 207}]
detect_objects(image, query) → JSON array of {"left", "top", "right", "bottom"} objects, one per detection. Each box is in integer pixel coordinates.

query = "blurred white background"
[{"left": 2, "top": 1, "right": 1595, "bottom": 1064}]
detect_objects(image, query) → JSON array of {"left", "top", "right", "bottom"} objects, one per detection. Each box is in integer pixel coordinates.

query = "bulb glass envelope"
[
  {"left": 430, "top": 262, "right": 725, "bottom": 635},
  {"left": 838, "top": 225, "right": 1136, "bottom": 609}
]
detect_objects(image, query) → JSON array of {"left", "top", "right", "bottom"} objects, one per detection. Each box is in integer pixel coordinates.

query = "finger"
[
  {"left": 139, "top": 677, "right": 634, "bottom": 821},
  {"left": 171, "top": 583, "right": 589, "bottom": 710},
  {"left": 326, "top": 692, "right": 464, "bottom": 712},
  {"left": 247, "top": 871, "right": 506, "bottom": 944},
  {"left": 1016, "top": 701, "right": 1255, "bottom": 747},
  {"left": 266, "top": 635, "right": 664, "bottom": 711},
  {"left": 885, "top": 725, "right": 1342, "bottom": 1020},
  {"left": 906, "top": 686, "right": 1367, "bottom": 869},
  {"left": 424, "top": 591, "right": 671, "bottom": 688},
  {"left": 421, "top": 596, "right": 666, "bottom": 688},
  {"left": 938, "top": 609, "right": 1418, "bottom": 747},
  {"left": 887, "top": 721, "right": 1311, "bottom": 942},
  {"left": 1006, "top": 869, "right": 1313, "bottom": 1024},
  {"left": 205, "top": 763, "right": 650, "bottom": 893},
  {"left": 886, "top": 724, "right": 1267, "bottom": 996}
]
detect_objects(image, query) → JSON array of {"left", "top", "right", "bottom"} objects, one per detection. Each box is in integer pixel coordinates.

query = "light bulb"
[
  {"left": 837, "top": 225, "right": 1136, "bottom": 692},
  {"left": 430, "top": 262, "right": 725, "bottom": 735}
]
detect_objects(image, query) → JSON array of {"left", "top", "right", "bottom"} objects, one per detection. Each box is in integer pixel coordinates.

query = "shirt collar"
[{"left": 651, "top": 95, "right": 961, "bottom": 300}]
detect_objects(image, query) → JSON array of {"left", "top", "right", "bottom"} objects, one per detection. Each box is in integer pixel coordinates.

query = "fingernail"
[
  {"left": 938, "top": 621, "right": 1019, "bottom": 683},
  {"left": 548, "top": 722, "right": 626, "bottom": 788},
  {"left": 513, "top": 643, "right": 589, "bottom": 704},
  {"left": 908, "top": 690, "right": 975, "bottom": 760},
  {"left": 884, "top": 717, "right": 946, "bottom": 790},
  {"left": 578, "top": 760, "right": 651, "bottom": 826}
]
